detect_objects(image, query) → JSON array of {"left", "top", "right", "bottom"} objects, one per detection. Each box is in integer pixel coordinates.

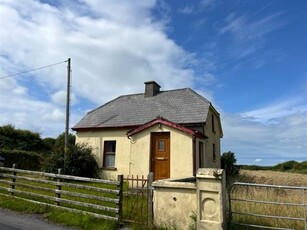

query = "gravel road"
[{"left": 0, "top": 208, "right": 78, "bottom": 230}]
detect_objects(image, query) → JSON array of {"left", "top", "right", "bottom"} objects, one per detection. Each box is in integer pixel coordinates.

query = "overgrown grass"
[
  {"left": 0, "top": 170, "right": 156, "bottom": 229},
  {"left": 228, "top": 170, "right": 307, "bottom": 229},
  {"left": 0, "top": 194, "right": 118, "bottom": 229},
  {"left": 0, "top": 170, "right": 122, "bottom": 229},
  {"left": 0, "top": 171, "right": 119, "bottom": 215}
]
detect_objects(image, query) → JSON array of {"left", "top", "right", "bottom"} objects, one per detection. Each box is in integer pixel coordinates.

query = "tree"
[
  {"left": 53, "top": 132, "right": 76, "bottom": 151},
  {"left": 42, "top": 137, "right": 56, "bottom": 151},
  {"left": 221, "top": 151, "right": 239, "bottom": 177},
  {"left": 44, "top": 143, "right": 100, "bottom": 178},
  {"left": 0, "top": 125, "right": 46, "bottom": 152}
]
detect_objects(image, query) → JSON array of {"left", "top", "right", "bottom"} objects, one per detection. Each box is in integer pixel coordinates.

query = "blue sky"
[{"left": 0, "top": 0, "right": 306, "bottom": 166}]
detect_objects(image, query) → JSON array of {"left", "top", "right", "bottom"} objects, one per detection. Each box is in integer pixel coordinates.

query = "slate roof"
[{"left": 73, "top": 88, "right": 212, "bottom": 130}]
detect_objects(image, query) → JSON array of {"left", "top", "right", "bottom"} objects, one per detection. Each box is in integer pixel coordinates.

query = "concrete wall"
[
  {"left": 197, "top": 168, "right": 226, "bottom": 230},
  {"left": 152, "top": 178, "right": 197, "bottom": 229},
  {"left": 153, "top": 169, "right": 226, "bottom": 230}
]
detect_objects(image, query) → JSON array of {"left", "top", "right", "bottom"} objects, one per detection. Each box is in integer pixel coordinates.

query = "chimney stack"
[{"left": 144, "top": 81, "right": 161, "bottom": 97}]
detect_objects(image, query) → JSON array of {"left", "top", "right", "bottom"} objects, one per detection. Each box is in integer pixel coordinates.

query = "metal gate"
[
  {"left": 228, "top": 182, "right": 307, "bottom": 230},
  {"left": 122, "top": 172, "right": 154, "bottom": 227}
]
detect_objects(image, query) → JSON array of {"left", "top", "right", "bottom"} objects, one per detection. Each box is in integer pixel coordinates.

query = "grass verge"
[{"left": 0, "top": 193, "right": 118, "bottom": 230}]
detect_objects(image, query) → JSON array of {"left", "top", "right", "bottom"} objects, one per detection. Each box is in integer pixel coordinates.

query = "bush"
[
  {"left": 273, "top": 160, "right": 298, "bottom": 172},
  {"left": 44, "top": 143, "right": 100, "bottom": 178},
  {"left": 0, "top": 125, "right": 48, "bottom": 152},
  {"left": 0, "top": 149, "right": 42, "bottom": 170},
  {"left": 221, "top": 151, "right": 239, "bottom": 177}
]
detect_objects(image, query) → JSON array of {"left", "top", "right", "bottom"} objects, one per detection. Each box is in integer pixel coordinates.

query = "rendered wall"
[
  {"left": 196, "top": 168, "right": 226, "bottom": 229},
  {"left": 204, "top": 107, "right": 222, "bottom": 168},
  {"left": 129, "top": 124, "right": 194, "bottom": 178},
  {"left": 75, "top": 124, "right": 194, "bottom": 179},
  {"left": 75, "top": 129, "right": 131, "bottom": 180},
  {"left": 152, "top": 178, "right": 197, "bottom": 229},
  {"left": 153, "top": 169, "right": 226, "bottom": 230}
]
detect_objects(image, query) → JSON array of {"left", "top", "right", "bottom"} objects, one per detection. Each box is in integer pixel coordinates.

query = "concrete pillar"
[{"left": 196, "top": 168, "right": 226, "bottom": 230}]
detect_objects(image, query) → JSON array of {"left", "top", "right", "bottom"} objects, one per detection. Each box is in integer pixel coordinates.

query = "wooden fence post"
[
  {"left": 147, "top": 172, "right": 154, "bottom": 227},
  {"left": 10, "top": 164, "right": 16, "bottom": 196},
  {"left": 56, "top": 168, "right": 62, "bottom": 206},
  {"left": 117, "top": 175, "right": 123, "bottom": 223}
]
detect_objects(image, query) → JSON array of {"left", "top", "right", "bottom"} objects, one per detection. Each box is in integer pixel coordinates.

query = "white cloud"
[
  {"left": 0, "top": 0, "right": 216, "bottom": 137},
  {"left": 178, "top": 0, "right": 215, "bottom": 15},
  {"left": 178, "top": 6, "right": 194, "bottom": 15},
  {"left": 219, "top": 12, "right": 285, "bottom": 58},
  {"left": 241, "top": 97, "right": 307, "bottom": 124},
  {"left": 42, "top": 108, "right": 65, "bottom": 123},
  {"left": 254, "top": 159, "right": 262, "bottom": 163},
  {"left": 51, "top": 90, "right": 77, "bottom": 106},
  {"left": 221, "top": 97, "right": 307, "bottom": 165}
]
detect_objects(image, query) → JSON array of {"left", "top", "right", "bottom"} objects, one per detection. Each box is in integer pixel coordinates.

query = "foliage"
[
  {"left": 0, "top": 125, "right": 49, "bottom": 152},
  {"left": 0, "top": 149, "right": 42, "bottom": 170},
  {"left": 53, "top": 132, "right": 76, "bottom": 152},
  {"left": 273, "top": 160, "right": 298, "bottom": 172},
  {"left": 42, "top": 137, "right": 56, "bottom": 152},
  {"left": 240, "top": 161, "right": 307, "bottom": 174},
  {"left": 189, "top": 211, "right": 197, "bottom": 230},
  {"left": 44, "top": 143, "right": 100, "bottom": 178},
  {"left": 221, "top": 151, "right": 239, "bottom": 177},
  {"left": 239, "top": 165, "right": 269, "bottom": 171}
]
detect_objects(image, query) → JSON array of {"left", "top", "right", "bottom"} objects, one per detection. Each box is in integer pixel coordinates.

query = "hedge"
[{"left": 0, "top": 149, "right": 42, "bottom": 170}]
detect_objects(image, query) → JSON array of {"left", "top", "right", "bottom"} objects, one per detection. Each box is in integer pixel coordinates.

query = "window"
[
  {"left": 212, "top": 143, "right": 216, "bottom": 162},
  {"left": 211, "top": 114, "right": 215, "bottom": 133},
  {"left": 158, "top": 140, "right": 165, "bottom": 151},
  {"left": 103, "top": 141, "right": 116, "bottom": 168}
]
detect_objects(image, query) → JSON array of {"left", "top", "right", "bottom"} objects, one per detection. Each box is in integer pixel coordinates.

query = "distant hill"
[{"left": 239, "top": 160, "right": 307, "bottom": 174}]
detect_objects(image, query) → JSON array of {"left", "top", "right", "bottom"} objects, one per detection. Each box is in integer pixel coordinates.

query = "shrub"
[
  {"left": 44, "top": 143, "right": 100, "bottom": 178},
  {"left": 0, "top": 125, "right": 48, "bottom": 152},
  {"left": 221, "top": 151, "right": 239, "bottom": 177},
  {"left": 0, "top": 149, "right": 42, "bottom": 170}
]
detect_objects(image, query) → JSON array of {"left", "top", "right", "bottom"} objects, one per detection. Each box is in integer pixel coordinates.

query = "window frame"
[
  {"left": 212, "top": 143, "right": 216, "bottom": 162},
  {"left": 211, "top": 114, "right": 215, "bottom": 133},
  {"left": 103, "top": 140, "right": 116, "bottom": 169}
]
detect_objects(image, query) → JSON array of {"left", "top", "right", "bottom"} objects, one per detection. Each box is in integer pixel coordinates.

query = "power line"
[{"left": 0, "top": 60, "right": 67, "bottom": 80}]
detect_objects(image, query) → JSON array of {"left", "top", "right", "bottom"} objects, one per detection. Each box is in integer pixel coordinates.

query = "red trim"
[{"left": 127, "top": 117, "right": 207, "bottom": 139}]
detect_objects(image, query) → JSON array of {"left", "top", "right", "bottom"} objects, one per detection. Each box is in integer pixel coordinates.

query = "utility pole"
[{"left": 64, "top": 58, "right": 71, "bottom": 154}]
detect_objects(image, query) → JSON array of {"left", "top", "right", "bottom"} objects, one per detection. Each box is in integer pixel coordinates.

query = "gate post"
[
  {"left": 56, "top": 168, "right": 62, "bottom": 206},
  {"left": 117, "top": 174, "right": 123, "bottom": 223},
  {"left": 196, "top": 168, "right": 226, "bottom": 230},
  {"left": 147, "top": 172, "right": 154, "bottom": 227},
  {"left": 10, "top": 164, "right": 17, "bottom": 196}
]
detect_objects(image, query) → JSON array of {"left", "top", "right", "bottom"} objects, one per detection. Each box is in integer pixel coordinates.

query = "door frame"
[{"left": 150, "top": 132, "right": 170, "bottom": 180}]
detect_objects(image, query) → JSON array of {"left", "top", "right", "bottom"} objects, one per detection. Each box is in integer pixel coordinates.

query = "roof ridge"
[
  {"left": 186, "top": 88, "right": 212, "bottom": 104},
  {"left": 86, "top": 87, "right": 210, "bottom": 115}
]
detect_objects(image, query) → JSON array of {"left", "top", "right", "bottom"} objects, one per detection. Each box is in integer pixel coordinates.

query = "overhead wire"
[{"left": 0, "top": 60, "right": 67, "bottom": 80}]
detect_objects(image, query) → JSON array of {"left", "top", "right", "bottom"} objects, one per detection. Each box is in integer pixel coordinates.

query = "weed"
[{"left": 188, "top": 211, "right": 197, "bottom": 230}]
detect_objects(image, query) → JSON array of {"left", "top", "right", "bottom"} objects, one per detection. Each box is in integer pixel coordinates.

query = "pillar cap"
[{"left": 196, "top": 168, "right": 224, "bottom": 179}]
